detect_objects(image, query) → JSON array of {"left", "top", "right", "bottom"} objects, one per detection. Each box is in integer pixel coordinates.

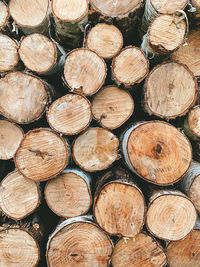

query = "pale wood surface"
[
  {"left": 185, "top": 106, "right": 200, "bottom": 140},
  {"left": 0, "top": 1, "right": 9, "bottom": 29},
  {"left": 151, "top": 0, "right": 188, "bottom": 14},
  {"left": 192, "top": 0, "right": 200, "bottom": 7}
]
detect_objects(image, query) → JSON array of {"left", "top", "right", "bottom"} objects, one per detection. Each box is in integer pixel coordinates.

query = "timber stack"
[{"left": 1, "top": 0, "right": 200, "bottom": 266}]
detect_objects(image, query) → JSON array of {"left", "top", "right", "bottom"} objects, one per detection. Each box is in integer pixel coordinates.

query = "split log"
[
  {"left": 112, "top": 46, "right": 149, "bottom": 87},
  {"left": 46, "top": 216, "right": 113, "bottom": 267},
  {"left": 184, "top": 105, "right": 200, "bottom": 141},
  {"left": 45, "top": 168, "right": 92, "bottom": 218},
  {"left": 15, "top": 128, "right": 70, "bottom": 181},
  {"left": 92, "top": 85, "right": 134, "bottom": 129},
  {"left": 72, "top": 127, "right": 119, "bottom": 172},
  {"left": 111, "top": 233, "right": 167, "bottom": 267},
  {"left": 9, "top": 0, "right": 50, "bottom": 35},
  {"left": 0, "top": 170, "right": 41, "bottom": 220},
  {"left": 85, "top": 23, "right": 123, "bottom": 59},
  {"left": 171, "top": 29, "right": 200, "bottom": 77},
  {"left": 0, "top": 33, "right": 19, "bottom": 72},
  {"left": 144, "top": 62, "right": 197, "bottom": 119},
  {"left": 52, "top": 0, "right": 88, "bottom": 48},
  {"left": 0, "top": 120, "right": 23, "bottom": 160},
  {"left": 0, "top": 1, "right": 10, "bottom": 30},
  {"left": 180, "top": 161, "right": 200, "bottom": 214},
  {"left": 93, "top": 168, "right": 146, "bottom": 237},
  {"left": 121, "top": 121, "right": 192, "bottom": 185},
  {"left": 19, "top": 33, "right": 66, "bottom": 75},
  {"left": 0, "top": 72, "right": 50, "bottom": 124},
  {"left": 146, "top": 190, "right": 197, "bottom": 241},
  {"left": 63, "top": 48, "right": 107, "bottom": 96},
  {"left": 47, "top": 93, "right": 92, "bottom": 135}
]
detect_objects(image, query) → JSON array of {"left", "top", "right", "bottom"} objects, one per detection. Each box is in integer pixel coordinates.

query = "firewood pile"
[{"left": 1, "top": 0, "right": 200, "bottom": 266}]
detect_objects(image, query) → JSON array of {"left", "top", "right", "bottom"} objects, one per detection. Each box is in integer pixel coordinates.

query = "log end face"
[
  {"left": 188, "top": 106, "right": 200, "bottom": 139},
  {"left": 151, "top": 0, "right": 188, "bottom": 14},
  {"left": 189, "top": 174, "right": 200, "bottom": 213},
  {"left": 0, "top": 1, "right": 9, "bottom": 29}
]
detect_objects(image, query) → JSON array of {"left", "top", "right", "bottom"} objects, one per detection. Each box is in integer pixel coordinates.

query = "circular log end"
[
  {"left": 189, "top": 174, "right": 200, "bottom": 213},
  {"left": 15, "top": 128, "right": 70, "bottom": 181},
  {"left": 188, "top": 106, "right": 200, "bottom": 138},
  {"left": 0, "top": 1, "right": 9, "bottom": 29},
  {"left": 151, "top": 0, "right": 188, "bottom": 14},
  {"left": 86, "top": 23, "right": 123, "bottom": 59},
  {"left": 72, "top": 128, "right": 119, "bottom": 172},
  {"left": 64, "top": 48, "right": 107, "bottom": 96},
  {"left": 47, "top": 94, "right": 92, "bottom": 135}
]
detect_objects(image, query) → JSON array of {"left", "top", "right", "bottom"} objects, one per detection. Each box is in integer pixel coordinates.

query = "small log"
[
  {"left": 111, "top": 233, "right": 167, "bottom": 267},
  {"left": 0, "top": 120, "right": 23, "bottom": 160},
  {"left": 112, "top": 46, "right": 149, "bottom": 87},
  {"left": 72, "top": 127, "right": 119, "bottom": 172},
  {"left": 15, "top": 128, "right": 70, "bottom": 182},
  {"left": 9, "top": 0, "right": 50, "bottom": 35},
  {"left": 92, "top": 85, "right": 134, "bottom": 129},
  {"left": 0, "top": 33, "right": 19, "bottom": 72},
  {"left": 52, "top": 0, "right": 88, "bottom": 47},
  {"left": 63, "top": 48, "right": 107, "bottom": 96},
  {"left": 184, "top": 105, "right": 200, "bottom": 141},
  {"left": 121, "top": 121, "right": 192, "bottom": 185},
  {"left": 19, "top": 33, "right": 66, "bottom": 75},
  {"left": 146, "top": 190, "right": 197, "bottom": 241},
  {"left": 144, "top": 62, "right": 197, "bottom": 119},
  {"left": 0, "top": 1, "right": 10, "bottom": 30},
  {"left": 46, "top": 215, "right": 113, "bottom": 267},
  {"left": 171, "top": 29, "right": 200, "bottom": 77},
  {"left": 93, "top": 168, "right": 146, "bottom": 237},
  {"left": 180, "top": 161, "right": 200, "bottom": 214},
  {"left": 47, "top": 93, "right": 92, "bottom": 135},
  {"left": 85, "top": 23, "right": 123, "bottom": 59},
  {"left": 0, "top": 72, "right": 50, "bottom": 124},
  {"left": 0, "top": 170, "right": 41, "bottom": 220},
  {"left": 45, "top": 168, "right": 92, "bottom": 218}
]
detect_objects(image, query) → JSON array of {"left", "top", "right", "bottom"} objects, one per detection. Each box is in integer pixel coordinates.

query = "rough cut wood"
[
  {"left": 171, "top": 29, "right": 200, "bottom": 77},
  {"left": 146, "top": 190, "right": 197, "bottom": 241},
  {"left": 46, "top": 216, "right": 113, "bottom": 267},
  {"left": 86, "top": 23, "right": 123, "bottom": 59},
  {"left": 112, "top": 46, "right": 149, "bottom": 87},
  {"left": 47, "top": 94, "right": 92, "bottom": 135},
  {"left": 94, "top": 168, "right": 145, "bottom": 237},
  {"left": 19, "top": 33, "right": 66, "bottom": 75},
  {"left": 9, "top": 0, "right": 50, "bottom": 35},
  {"left": 0, "top": 34, "right": 19, "bottom": 72},
  {"left": 111, "top": 233, "right": 167, "bottom": 267},
  {"left": 92, "top": 85, "right": 134, "bottom": 129},
  {"left": 0, "top": 170, "right": 41, "bottom": 220},
  {"left": 45, "top": 168, "right": 92, "bottom": 218},
  {"left": 0, "top": 120, "right": 23, "bottom": 160},
  {"left": 0, "top": 1, "right": 9, "bottom": 30},
  {"left": 0, "top": 72, "right": 50, "bottom": 124},
  {"left": 72, "top": 127, "right": 119, "bottom": 172},
  {"left": 15, "top": 128, "right": 70, "bottom": 181},
  {"left": 184, "top": 105, "right": 200, "bottom": 141},
  {"left": 166, "top": 229, "right": 200, "bottom": 267},
  {"left": 144, "top": 62, "right": 197, "bottom": 119},
  {"left": 122, "top": 121, "right": 192, "bottom": 185},
  {"left": 64, "top": 48, "right": 106, "bottom": 96}
]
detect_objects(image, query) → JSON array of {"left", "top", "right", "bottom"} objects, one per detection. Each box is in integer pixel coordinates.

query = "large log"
[
  {"left": 121, "top": 121, "right": 192, "bottom": 185},
  {"left": 46, "top": 216, "right": 113, "bottom": 267}
]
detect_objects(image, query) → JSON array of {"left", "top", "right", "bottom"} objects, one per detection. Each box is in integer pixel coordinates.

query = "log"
[
  {"left": 92, "top": 85, "right": 134, "bottom": 129},
  {"left": 46, "top": 215, "right": 113, "bottom": 267},
  {"left": 52, "top": 0, "right": 88, "bottom": 48},
  {"left": 171, "top": 29, "right": 200, "bottom": 77},
  {"left": 112, "top": 46, "right": 149, "bottom": 87},
  {"left": 111, "top": 233, "right": 167, "bottom": 267},
  {"left": 0, "top": 72, "right": 50, "bottom": 124},
  {"left": 63, "top": 48, "right": 107, "bottom": 96},
  {"left": 15, "top": 128, "right": 70, "bottom": 181},
  {"left": 0, "top": 170, "right": 41, "bottom": 220},
  {"left": 93, "top": 168, "right": 146, "bottom": 237},
  {"left": 9, "top": 0, "right": 50, "bottom": 35},
  {"left": 184, "top": 105, "right": 200, "bottom": 141},
  {"left": 47, "top": 93, "right": 92, "bottom": 135},
  {"left": 0, "top": 119, "right": 23, "bottom": 160},
  {"left": 0, "top": 33, "right": 19, "bottom": 72},
  {"left": 146, "top": 190, "right": 197, "bottom": 241},
  {"left": 121, "top": 121, "right": 192, "bottom": 185},
  {"left": 19, "top": 33, "right": 66, "bottom": 75},
  {"left": 190, "top": 0, "right": 200, "bottom": 26},
  {"left": 0, "top": 1, "right": 9, "bottom": 30},
  {"left": 85, "top": 23, "right": 123, "bottom": 59},
  {"left": 144, "top": 62, "right": 197, "bottom": 119},
  {"left": 72, "top": 127, "right": 119, "bottom": 172},
  {"left": 180, "top": 161, "right": 200, "bottom": 214},
  {"left": 45, "top": 168, "right": 92, "bottom": 218}
]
